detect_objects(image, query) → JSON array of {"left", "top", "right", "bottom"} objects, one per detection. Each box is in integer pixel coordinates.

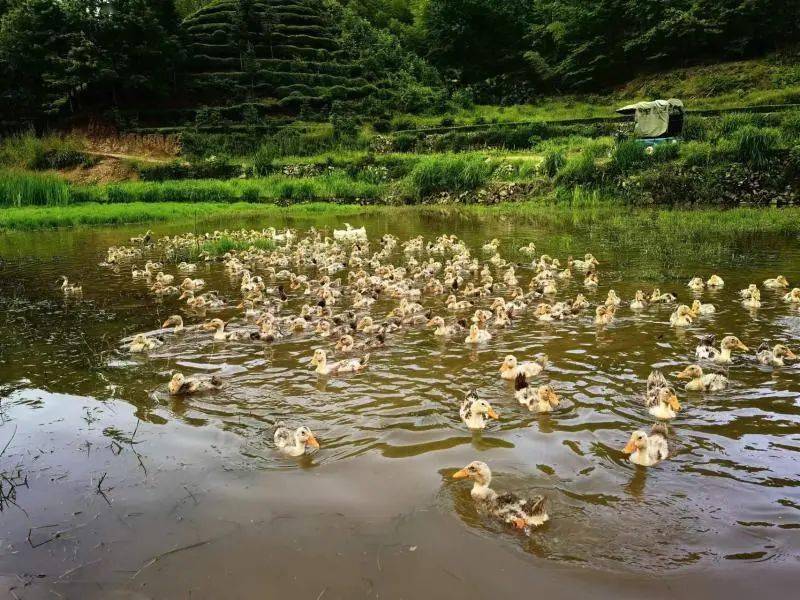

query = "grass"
[
  {"left": 0, "top": 131, "right": 87, "bottom": 171},
  {"left": 401, "top": 154, "right": 496, "bottom": 200},
  {"left": 0, "top": 170, "right": 71, "bottom": 207}
]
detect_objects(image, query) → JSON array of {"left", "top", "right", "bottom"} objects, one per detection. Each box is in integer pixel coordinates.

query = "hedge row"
[
  {"left": 186, "top": 68, "right": 366, "bottom": 89},
  {"left": 186, "top": 52, "right": 361, "bottom": 76}
]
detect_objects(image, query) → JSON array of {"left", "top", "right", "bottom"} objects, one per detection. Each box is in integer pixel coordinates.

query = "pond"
[{"left": 1, "top": 206, "right": 799, "bottom": 598}]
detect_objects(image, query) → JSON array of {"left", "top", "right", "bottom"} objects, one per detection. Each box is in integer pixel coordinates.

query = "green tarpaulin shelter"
[{"left": 616, "top": 99, "right": 684, "bottom": 138}]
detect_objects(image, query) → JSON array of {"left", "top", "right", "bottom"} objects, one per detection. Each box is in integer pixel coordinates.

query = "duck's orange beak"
[
  {"left": 162, "top": 319, "right": 172, "bottom": 328},
  {"left": 306, "top": 435, "right": 320, "bottom": 449},
  {"left": 737, "top": 341, "right": 750, "bottom": 351},
  {"left": 676, "top": 370, "right": 691, "bottom": 380},
  {"left": 452, "top": 468, "right": 469, "bottom": 479},
  {"left": 623, "top": 440, "right": 637, "bottom": 454},
  {"left": 487, "top": 408, "right": 499, "bottom": 419},
  {"left": 786, "top": 349, "right": 797, "bottom": 360},
  {"left": 668, "top": 394, "right": 681, "bottom": 411}
]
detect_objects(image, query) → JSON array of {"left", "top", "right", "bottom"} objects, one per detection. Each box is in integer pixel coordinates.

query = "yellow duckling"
[
  {"left": 583, "top": 271, "right": 598, "bottom": 289},
  {"left": 274, "top": 424, "right": 319, "bottom": 457},
  {"left": 756, "top": 343, "right": 797, "bottom": 366},
  {"left": 738, "top": 284, "right": 758, "bottom": 299},
  {"left": 534, "top": 303, "right": 553, "bottom": 322},
  {"left": 155, "top": 272, "right": 174, "bottom": 286},
  {"left": 446, "top": 294, "right": 472, "bottom": 311},
  {"left": 310, "top": 349, "right": 369, "bottom": 375},
  {"left": 649, "top": 288, "right": 676, "bottom": 303},
  {"left": 573, "top": 253, "right": 598, "bottom": 271},
  {"left": 129, "top": 334, "right": 163, "bottom": 353},
  {"left": 676, "top": 365, "right": 728, "bottom": 391},
  {"left": 605, "top": 290, "right": 622, "bottom": 307},
  {"left": 168, "top": 372, "right": 223, "bottom": 395},
  {"left": 647, "top": 387, "right": 681, "bottom": 420},
  {"left": 499, "top": 354, "right": 548, "bottom": 380},
  {"left": 459, "top": 391, "right": 500, "bottom": 430},
  {"left": 629, "top": 290, "right": 647, "bottom": 310},
  {"left": 742, "top": 288, "right": 761, "bottom": 309},
  {"left": 763, "top": 275, "right": 789, "bottom": 289},
  {"left": 689, "top": 299, "right": 715, "bottom": 316},
  {"left": 687, "top": 277, "right": 705, "bottom": 291},
  {"left": 622, "top": 424, "right": 669, "bottom": 467},
  {"left": 464, "top": 324, "right": 492, "bottom": 344},
  {"left": 695, "top": 334, "right": 748, "bottom": 363},
  {"left": 482, "top": 238, "right": 500, "bottom": 253},
  {"left": 706, "top": 274, "right": 724, "bottom": 288},
  {"left": 426, "top": 316, "right": 466, "bottom": 336},
  {"left": 669, "top": 304, "right": 694, "bottom": 327},
  {"left": 180, "top": 277, "right": 205, "bottom": 291},
  {"left": 356, "top": 315, "right": 382, "bottom": 334},
  {"left": 452, "top": 461, "right": 548, "bottom": 532},
  {"left": 572, "top": 294, "right": 590, "bottom": 310},
  {"left": 782, "top": 288, "right": 800, "bottom": 303},
  {"left": 594, "top": 305, "right": 615, "bottom": 326},
  {"left": 177, "top": 262, "right": 197, "bottom": 272},
  {"left": 514, "top": 374, "right": 560, "bottom": 413},
  {"left": 203, "top": 318, "right": 249, "bottom": 341}
]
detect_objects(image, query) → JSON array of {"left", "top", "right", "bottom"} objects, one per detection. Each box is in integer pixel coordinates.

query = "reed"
[{"left": 0, "top": 170, "right": 71, "bottom": 207}]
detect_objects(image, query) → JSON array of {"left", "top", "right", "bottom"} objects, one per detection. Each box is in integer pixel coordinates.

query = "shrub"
[
  {"left": 779, "top": 112, "right": 800, "bottom": 143},
  {"left": 0, "top": 132, "right": 87, "bottom": 170},
  {"left": 652, "top": 142, "right": 680, "bottom": 163},
  {"left": 681, "top": 117, "right": 710, "bottom": 142},
  {"left": 724, "top": 126, "right": 779, "bottom": 168},
  {"left": 0, "top": 170, "right": 71, "bottom": 207},
  {"left": 680, "top": 141, "right": 717, "bottom": 167},
  {"left": 540, "top": 150, "right": 566, "bottom": 178},
  {"left": 402, "top": 155, "right": 495, "bottom": 200},
  {"left": 556, "top": 153, "right": 603, "bottom": 186}
]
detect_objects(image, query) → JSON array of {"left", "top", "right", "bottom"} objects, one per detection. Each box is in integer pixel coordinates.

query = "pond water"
[{"left": 1, "top": 208, "right": 799, "bottom": 599}]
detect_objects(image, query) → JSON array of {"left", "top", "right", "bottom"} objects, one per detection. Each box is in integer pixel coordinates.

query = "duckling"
[
  {"left": 356, "top": 315, "right": 382, "bottom": 334},
  {"left": 695, "top": 335, "right": 748, "bottom": 364},
  {"left": 499, "top": 354, "right": 548, "bottom": 380},
  {"left": 459, "top": 391, "right": 500, "bottom": 430},
  {"left": 594, "top": 305, "right": 615, "bottom": 326},
  {"left": 274, "top": 424, "right": 319, "bottom": 457},
  {"left": 572, "top": 294, "right": 590, "bottom": 310},
  {"left": 573, "top": 253, "right": 598, "bottom": 271},
  {"left": 203, "top": 318, "right": 249, "bottom": 341},
  {"left": 756, "top": 343, "right": 797, "bottom": 366},
  {"left": 763, "top": 275, "right": 789, "bottom": 289},
  {"left": 177, "top": 262, "right": 197, "bottom": 273},
  {"left": 676, "top": 365, "right": 728, "bottom": 392},
  {"left": 706, "top": 274, "right": 724, "bottom": 288},
  {"left": 464, "top": 324, "right": 492, "bottom": 344},
  {"left": 352, "top": 291, "right": 375, "bottom": 309},
  {"left": 782, "top": 288, "right": 800, "bottom": 303},
  {"left": 689, "top": 299, "right": 715, "bottom": 316},
  {"left": 583, "top": 271, "right": 598, "bottom": 289},
  {"left": 426, "top": 316, "right": 466, "bottom": 337},
  {"left": 514, "top": 374, "right": 560, "bottom": 413},
  {"left": 310, "top": 349, "right": 369, "bottom": 375},
  {"left": 492, "top": 306, "right": 512, "bottom": 328},
  {"left": 155, "top": 272, "right": 174, "bottom": 286},
  {"left": 482, "top": 238, "right": 500, "bottom": 253},
  {"left": 180, "top": 277, "right": 205, "bottom": 291},
  {"left": 669, "top": 304, "right": 694, "bottom": 327},
  {"left": 645, "top": 370, "right": 679, "bottom": 418},
  {"left": 129, "top": 230, "right": 152, "bottom": 245},
  {"left": 742, "top": 289, "right": 761, "bottom": 309},
  {"left": 168, "top": 372, "right": 223, "bottom": 395},
  {"left": 629, "top": 290, "right": 647, "bottom": 310},
  {"left": 738, "top": 284, "right": 758, "bottom": 299},
  {"left": 446, "top": 294, "right": 472, "bottom": 311},
  {"left": 519, "top": 242, "right": 536, "bottom": 256},
  {"left": 129, "top": 334, "right": 163, "bottom": 353},
  {"left": 649, "top": 288, "right": 676, "bottom": 303},
  {"left": 452, "top": 461, "right": 548, "bottom": 532},
  {"left": 622, "top": 424, "right": 669, "bottom": 467},
  {"left": 605, "top": 290, "right": 622, "bottom": 307},
  {"left": 533, "top": 303, "right": 554, "bottom": 322},
  {"left": 162, "top": 315, "right": 185, "bottom": 334},
  {"left": 59, "top": 276, "right": 82, "bottom": 296},
  {"left": 687, "top": 277, "right": 705, "bottom": 291}
]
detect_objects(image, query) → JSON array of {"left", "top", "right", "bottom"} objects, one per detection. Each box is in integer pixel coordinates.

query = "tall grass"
[
  {"left": 0, "top": 170, "right": 71, "bottom": 207},
  {"left": 724, "top": 126, "right": 780, "bottom": 168},
  {"left": 401, "top": 155, "right": 495, "bottom": 200},
  {"left": 0, "top": 131, "right": 87, "bottom": 170}
]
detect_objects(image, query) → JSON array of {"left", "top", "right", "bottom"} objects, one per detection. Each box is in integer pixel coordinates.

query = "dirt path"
[{"left": 84, "top": 151, "right": 171, "bottom": 164}]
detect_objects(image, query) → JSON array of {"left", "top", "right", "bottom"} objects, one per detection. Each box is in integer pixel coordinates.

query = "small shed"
[{"left": 616, "top": 99, "right": 684, "bottom": 139}]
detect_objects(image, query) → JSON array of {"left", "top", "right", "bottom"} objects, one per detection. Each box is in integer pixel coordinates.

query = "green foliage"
[
  {"left": 680, "top": 141, "right": 717, "bottom": 167},
  {"left": 611, "top": 141, "right": 647, "bottom": 174},
  {"left": 0, "top": 169, "right": 70, "bottom": 206},
  {"left": 401, "top": 154, "right": 495, "bottom": 200},
  {"left": 138, "top": 157, "right": 241, "bottom": 181},
  {"left": 723, "top": 126, "right": 780, "bottom": 168},
  {"left": 540, "top": 149, "right": 566, "bottom": 178},
  {"left": 0, "top": 131, "right": 87, "bottom": 170}
]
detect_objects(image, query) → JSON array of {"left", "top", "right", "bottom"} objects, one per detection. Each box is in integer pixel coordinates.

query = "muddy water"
[{"left": 1, "top": 209, "right": 799, "bottom": 599}]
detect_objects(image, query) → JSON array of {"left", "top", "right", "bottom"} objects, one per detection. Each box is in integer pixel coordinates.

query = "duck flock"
[{"left": 74, "top": 223, "right": 800, "bottom": 536}]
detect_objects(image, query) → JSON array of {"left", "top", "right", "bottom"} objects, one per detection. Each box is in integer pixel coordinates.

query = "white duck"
[
  {"left": 459, "top": 391, "right": 500, "bottom": 430},
  {"left": 695, "top": 335, "right": 748, "bottom": 364},
  {"left": 676, "top": 365, "right": 728, "bottom": 392},
  {"left": 622, "top": 424, "right": 669, "bottom": 467},
  {"left": 274, "top": 424, "right": 320, "bottom": 456},
  {"left": 310, "top": 349, "right": 369, "bottom": 375},
  {"left": 499, "top": 354, "right": 548, "bottom": 380},
  {"left": 514, "top": 374, "right": 560, "bottom": 413},
  {"left": 168, "top": 372, "right": 223, "bottom": 395}
]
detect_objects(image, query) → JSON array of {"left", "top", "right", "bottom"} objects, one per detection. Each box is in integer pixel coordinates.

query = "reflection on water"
[{"left": 1, "top": 208, "right": 800, "bottom": 595}]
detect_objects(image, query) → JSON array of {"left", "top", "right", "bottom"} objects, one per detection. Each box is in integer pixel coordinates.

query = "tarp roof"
[{"left": 616, "top": 99, "right": 684, "bottom": 115}]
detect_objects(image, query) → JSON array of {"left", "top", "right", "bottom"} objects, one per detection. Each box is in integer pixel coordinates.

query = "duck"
[
  {"left": 738, "top": 284, "right": 758, "bottom": 299},
  {"left": 59, "top": 276, "right": 82, "bottom": 296},
  {"left": 452, "top": 461, "right": 548, "bottom": 532},
  {"left": 644, "top": 371, "right": 681, "bottom": 420},
  {"left": 459, "top": 391, "right": 500, "bottom": 430},
  {"left": 742, "top": 289, "right": 761, "bottom": 309},
  {"left": 129, "top": 334, "right": 163, "bottom": 353},
  {"left": 695, "top": 335, "right": 748, "bottom": 363},
  {"left": 155, "top": 272, "right": 174, "bottom": 286},
  {"left": 689, "top": 299, "right": 715, "bottom": 316},
  {"left": 706, "top": 274, "right": 724, "bottom": 288},
  {"left": 356, "top": 316, "right": 382, "bottom": 334},
  {"left": 202, "top": 318, "right": 249, "bottom": 341},
  {"left": 427, "top": 316, "right": 466, "bottom": 337},
  {"left": 129, "top": 230, "right": 152, "bottom": 245},
  {"left": 594, "top": 305, "right": 615, "bottom": 326},
  {"left": 676, "top": 365, "right": 728, "bottom": 392},
  {"left": 514, "top": 374, "right": 560, "bottom": 412},
  {"left": 763, "top": 275, "right": 789, "bottom": 289},
  {"left": 482, "top": 238, "right": 500, "bottom": 253},
  {"left": 446, "top": 295, "right": 473, "bottom": 311},
  {"left": 669, "top": 304, "right": 694, "bottom": 327},
  {"left": 622, "top": 424, "right": 669, "bottom": 467},
  {"left": 180, "top": 277, "right": 205, "bottom": 291},
  {"left": 168, "top": 372, "right": 223, "bottom": 395},
  {"left": 162, "top": 315, "right": 185, "bottom": 334},
  {"left": 573, "top": 253, "right": 598, "bottom": 271},
  {"left": 649, "top": 288, "right": 676, "bottom": 303},
  {"left": 310, "top": 349, "right": 369, "bottom": 375},
  {"left": 629, "top": 290, "right": 647, "bottom": 310},
  {"left": 756, "top": 343, "right": 797, "bottom": 366},
  {"left": 499, "top": 354, "right": 548, "bottom": 380},
  {"left": 782, "top": 288, "right": 800, "bottom": 303},
  {"left": 583, "top": 271, "right": 598, "bottom": 289},
  {"left": 605, "top": 290, "right": 622, "bottom": 307},
  {"left": 464, "top": 324, "right": 492, "bottom": 344},
  {"left": 274, "top": 424, "right": 320, "bottom": 457},
  {"left": 177, "top": 262, "right": 197, "bottom": 272},
  {"left": 687, "top": 277, "right": 705, "bottom": 291}
]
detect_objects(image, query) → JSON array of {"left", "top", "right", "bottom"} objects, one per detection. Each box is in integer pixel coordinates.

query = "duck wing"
[
  {"left": 514, "top": 372, "right": 529, "bottom": 392},
  {"left": 274, "top": 424, "right": 292, "bottom": 449}
]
